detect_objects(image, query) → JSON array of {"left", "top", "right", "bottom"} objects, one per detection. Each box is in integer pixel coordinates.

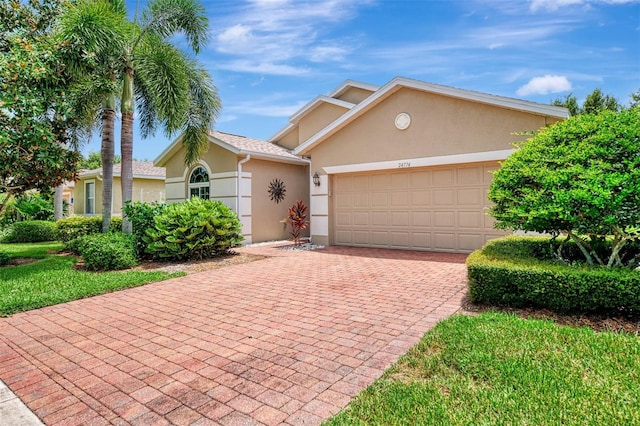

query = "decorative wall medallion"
[
  {"left": 268, "top": 178, "right": 286, "bottom": 203},
  {"left": 394, "top": 112, "right": 411, "bottom": 130}
]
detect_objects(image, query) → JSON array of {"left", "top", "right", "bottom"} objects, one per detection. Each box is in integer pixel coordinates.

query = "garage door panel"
[
  {"left": 391, "top": 211, "right": 410, "bottom": 226},
  {"left": 391, "top": 191, "right": 410, "bottom": 207},
  {"left": 391, "top": 232, "right": 410, "bottom": 247},
  {"left": 333, "top": 162, "right": 506, "bottom": 253},
  {"left": 411, "top": 232, "right": 431, "bottom": 249},
  {"left": 411, "top": 190, "right": 431, "bottom": 206},
  {"left": 370, "top": 231, "right": 389, "bottom": 246},
  {"left": 457, "top": 188, "right": 482, "bottom": 205},
  {"left": 411, "top": 211, "right": 431, "bottom": 227},
  {"left": 433, "top": 169, "right": 455, "bottom": 186},
  {"left": 433, "top": 233, "right": 456, "bottom": 251},
  {"left": 459, "top": 234, "right": 483, "bottom": 251},
  {"left": 458, "top": 211, "right": 482, "bottom": 228},
  {"left": 335, "top": 192, "right": 353, "bottom": 208},
  {"left": 336, "top": 212, "right": 352, "bottom": 226},
  {"left": 433, "top": 190, "right": 455, "bottom": 206},
  {"left": 433, "top": 211, "right": 455, "bottom": 228},
  {"left": 457, "top": 167, "right": 483, "bottom": 185},
  {"left": 410, "top": 170, "right": 431, "bottom": 188},
  {"left": 370, "top": 192, "right": 388, "bottom": 206},
  {"left": 371, "top": 211, "right": 388, "bottom": 226},
  {"left": 353, "top": 212, "right": 369, "bottom": 226}
]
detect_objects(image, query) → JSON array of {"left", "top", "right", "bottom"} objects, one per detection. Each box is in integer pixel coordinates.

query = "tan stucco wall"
[
  {"left": 309, "top": 88, "right": 552, "bottom": 170},
  {"left": 75, "top": 176, "right": 164, "bottom": 215},
  {"left": 276, "top": 127, "right": 300, "bottom": 150},
  {"left": 244, "top": 159, "right": 309, "bottom": 243},
  {"left": 337, "top": 86, "right": 375, "bottom": 104},
  {"left": 298, "top": 102, "right": 351, "bottom": 144},
  {"left": 164, "top": 143, "right": 238, "bottom": 179}
]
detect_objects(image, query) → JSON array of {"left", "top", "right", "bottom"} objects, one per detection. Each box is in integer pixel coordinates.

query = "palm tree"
[
  {"left": 118, "top": 0, "right": 220, "bottom": 232},
  {"left": 57, "top": 0, "right": 219, "bottom": 233},
  {"left": 56, "top": 0, "right": 127, "bottom": 232}
]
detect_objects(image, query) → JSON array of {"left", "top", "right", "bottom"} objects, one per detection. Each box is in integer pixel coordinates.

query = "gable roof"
[
  {"left": 154, "top": 130, "right": 307, "bottom": 167},
  {"left": 293, "top": 77, "right": 570, "bottom": 156},
  {"left": 268, "top": 80, "right": 378, "bottom": 143},
  {"left": 79, "top": 161, "right": 165, "bottom": 180}
]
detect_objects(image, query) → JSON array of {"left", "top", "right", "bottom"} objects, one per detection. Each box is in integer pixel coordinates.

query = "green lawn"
[
  {"left": 0, "top": 242, "right": 183, "bottom": 316},
  {"left": 325, "top": 312, "right": 640, "bottom": 426}
]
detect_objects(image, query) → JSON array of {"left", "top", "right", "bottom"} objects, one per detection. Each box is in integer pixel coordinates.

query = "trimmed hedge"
[
  {"left": 1, "top": 220, "right": 58, "bottom": 243},
  {"left": 56, "top": 216, "right": 123, "bottom": 243},
  {"left": 0, "top": 251, "right": 9, "bottom": 266},
  {"left": 77, "top": 232, "right": 138, "bottom": 271},
  {"left": 467, "top": 236, "right": 640, "bottom": 316}
]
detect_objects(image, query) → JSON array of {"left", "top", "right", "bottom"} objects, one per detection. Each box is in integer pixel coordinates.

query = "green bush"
[
  {"left": 0, "top": 251, "right": 9, "bottom": 266},
  {"left": 1, "top": 220, "right": 58, "bottom": 243},
  {"left": 55, "top": 216, "right": 123, "bottom": 242},
  {"left": 122, "top": 201, "right": 167, "bottom": 258},
  {"left": 467, "top": 236, "right": 640, "bottom": 316},
  {"left": 144, "top": 197, "right": 243, "bottom": 261},
  {"left": 78, "top": 232, "right": 138, "bottom": 271}
]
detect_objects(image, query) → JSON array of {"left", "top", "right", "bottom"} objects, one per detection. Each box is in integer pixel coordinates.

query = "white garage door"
[{"left": 333, "top": 162, "right": 506, "bottom": 253}]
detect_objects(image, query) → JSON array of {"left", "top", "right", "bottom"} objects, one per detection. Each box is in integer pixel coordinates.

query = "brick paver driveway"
[{"left": 0, "top": 245, "right": 468, "bottom": 425}]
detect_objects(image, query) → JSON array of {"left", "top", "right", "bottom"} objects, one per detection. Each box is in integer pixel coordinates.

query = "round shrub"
[
  {"left": 144, "top": 197, "right": 243, "bottom": 261},
  {"left": 1, "top": 220, "right": 57, "bottom": 243},
  {"left": 56, "top": 216, "right": 124, "bottom": 242},
  {"left": 78, "top": 232, "right": 138, "bottom": 271}
]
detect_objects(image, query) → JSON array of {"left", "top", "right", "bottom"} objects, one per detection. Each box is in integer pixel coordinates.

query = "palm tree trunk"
[
  {"left": 101, "top": 94, "right": 116, "bottom": 233},
  {"left": 120, "top": 66, "right": 134, "bottom": 233}
]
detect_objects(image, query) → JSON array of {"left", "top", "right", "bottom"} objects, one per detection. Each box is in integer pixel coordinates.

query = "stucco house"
[
  {"left": 156, "top": 77, "right": 568, "bottom": 252},
  {"left": 75, "top": 162, "right": 166, "bottom": 216},
  {"left": 154, "top": 131, "right": 309, "bottom": 244},
  {"left": 269, "top": 77, "right": 568, "bottom": 253}
]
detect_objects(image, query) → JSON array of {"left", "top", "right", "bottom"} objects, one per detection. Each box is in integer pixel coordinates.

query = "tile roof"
[
  {"left": 210, "top": 131, "right": 301, "bottom": 161},
  {"left": 79, "top": 161, "right": 165, "bottom": 178}
]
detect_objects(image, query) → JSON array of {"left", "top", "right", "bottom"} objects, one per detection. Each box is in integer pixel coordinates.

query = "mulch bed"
[{"left": 460, "top": 298, "right": 640, "bottom": 334}]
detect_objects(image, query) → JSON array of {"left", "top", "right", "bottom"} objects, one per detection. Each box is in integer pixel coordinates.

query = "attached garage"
[
  {"left": 268, "top": 77, "right": 569, "bottom": 253},
  {"left": 332, "top": 162, "right": 505, "bottom": 253}
]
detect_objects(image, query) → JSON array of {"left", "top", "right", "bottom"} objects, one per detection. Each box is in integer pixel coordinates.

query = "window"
[
  {"left": 85, "top": 181, "right": 95, "bottom": 214},
  {"left": 189, "top": 166, "right": 210, "bottom": 199}
]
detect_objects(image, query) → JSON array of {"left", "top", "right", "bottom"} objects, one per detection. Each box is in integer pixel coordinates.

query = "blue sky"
[{"left": 85, "top": 0, "right": 640, "bottom": 161}]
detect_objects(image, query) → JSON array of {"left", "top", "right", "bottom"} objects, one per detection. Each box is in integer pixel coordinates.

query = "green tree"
[
  {"left": 57, "top": 0, "right": 128, "bottom": 232},
  {"left": 119, "top": 0, "right": 220, "bottom": 233},
  {"left": 488, "top": 109, "right": 640, "bottom": 268},
  {"left": 0, "top": 0, "right": 82, "bottom": 216},
  {"left": 552, "top": 88, "right": 622, "bottom": 115},
  {"left": 78, "top": 151, "right": 121, "bottom": 170}
]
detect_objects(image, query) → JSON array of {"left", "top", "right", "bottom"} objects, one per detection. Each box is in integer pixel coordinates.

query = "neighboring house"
[
  {"left": 62, "top": 180, "right": 75, "bottom": 215},
  {"left": 75, "top": 162, "right": 165, "bottom": 216},
  {"left": 156, "top": 77, "right": 568, "bottom": 252},
  {"left": 268, "top": 77, "right": 568, "bottom": 253},
  {"left": 154, "top": 131, "right": 309, "bottom": 244}
]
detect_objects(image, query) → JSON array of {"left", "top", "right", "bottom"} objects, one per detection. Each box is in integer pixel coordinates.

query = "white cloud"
[
  {"left": 226, "top": 99, "right": 308, "bottom": 117},
  {"left": 517, "top": 75, "right": 572, "bottom": 95},
  {"left": 530, "top": 0, "right": 639, "bottom": 12},
  {"left": 212, "top": 0, "right": 370, "bottom": 75}
]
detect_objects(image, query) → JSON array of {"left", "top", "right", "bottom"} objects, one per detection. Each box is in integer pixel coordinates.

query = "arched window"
[{"left": 189, "top": 166, "right": 210, "bottom": 199}]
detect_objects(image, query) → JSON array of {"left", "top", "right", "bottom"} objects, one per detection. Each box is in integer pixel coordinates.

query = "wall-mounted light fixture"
[{"left": 312, "top": 172, "right": 320, "bottom": 187}]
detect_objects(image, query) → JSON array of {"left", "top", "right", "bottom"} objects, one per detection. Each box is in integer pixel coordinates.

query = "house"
[
  {"left": 75, "top": 162, "right": 166, "bottom": 216},
  {"left": 154, "top": 131, "right": 309, "bottom": 244},
  {"left": 157, "top": 77, "right": 568, "bottom": 252},
  {"left": 269, "top": 77, "right": 568, "bottom": 253}
]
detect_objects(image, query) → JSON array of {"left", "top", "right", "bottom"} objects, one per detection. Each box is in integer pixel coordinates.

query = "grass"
[
  {"left": 325, "top": 312, "right": 640, "bottom": 426},
  {"left": 0, "top": 242, "right": 184, "bottom": 316}
]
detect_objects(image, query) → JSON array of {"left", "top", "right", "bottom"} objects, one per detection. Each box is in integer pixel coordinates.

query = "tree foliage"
[
  {"left": 552, "top": 88, "right": 624, "bottom": 116},
  {"left": 488, "top": 108, "right": 640, "bottom": 268},
  {"left": 0, "top": 0, "right": 82, "bottom": 215},
  {"left": 78, "top": 151, "right": 121, "bottom": 170}
]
